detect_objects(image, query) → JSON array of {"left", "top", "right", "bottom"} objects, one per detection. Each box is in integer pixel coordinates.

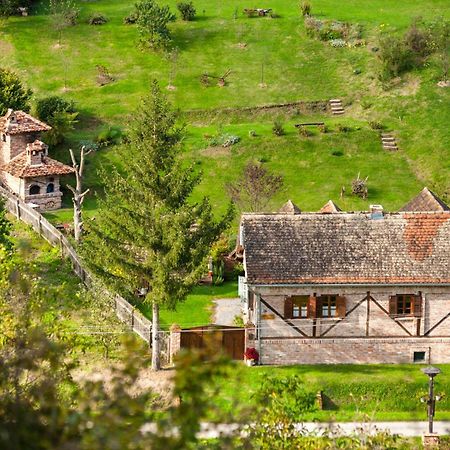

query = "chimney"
[
  {"left": 370, "top": 204, "right": 384, "bottom": 220},
  {"left": 26, "top": 140, "right": 47, "bottom": 166}
]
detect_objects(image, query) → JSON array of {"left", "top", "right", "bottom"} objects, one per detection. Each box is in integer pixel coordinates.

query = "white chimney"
[{"left": 370, "top": 204, "right": 384, "bottom": 220}]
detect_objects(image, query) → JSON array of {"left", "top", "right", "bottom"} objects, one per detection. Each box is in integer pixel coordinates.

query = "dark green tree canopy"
[
  {"left": 0, "top": 68, "right": 32, "bottom": 115},
  {"left": 83, "top": 81, "right": 233, "bottom": 309}
]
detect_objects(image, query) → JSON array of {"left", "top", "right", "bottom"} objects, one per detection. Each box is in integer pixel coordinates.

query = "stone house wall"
[
  {"left": 246, "top": 284, "right": 450, "bottom": 364},
  {"left": 24, "top": 176, "right": 62, "bottom": 210}
]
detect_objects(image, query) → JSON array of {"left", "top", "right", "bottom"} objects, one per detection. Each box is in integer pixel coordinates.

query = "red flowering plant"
[{"left": 244, "top": 347, "right": 259, "bottom": 362}]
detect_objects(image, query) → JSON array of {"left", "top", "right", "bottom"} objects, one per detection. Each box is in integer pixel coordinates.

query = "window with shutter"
[
  {"left": 390, "top": 294, "right": 421, "bottom": 317},
  {"left": 318, "top": 295, "right": 338, "bottom": 318},
  {"left": 307, "top": 295, "right": 316, "bottom": 319},
  {"left": 284, "top": 297, "right": 293, "bottom": 319},
  {"left": 336, "top": 296, "right": 346, "bottom": 318}
]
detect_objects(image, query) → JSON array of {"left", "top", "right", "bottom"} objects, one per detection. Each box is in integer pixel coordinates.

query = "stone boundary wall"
[
  {"left": 0, "top": 185, "right": 155, "bottom": 347},
  {"left": 247, "top": 336, "right": 450, "bottom": 365}
]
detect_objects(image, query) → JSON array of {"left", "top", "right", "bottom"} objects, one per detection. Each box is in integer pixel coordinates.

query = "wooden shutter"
[
  {"left": 336, "top": 296, "right": 346, "bottom": 318},
  {"left": 413, "top": 295, "right": 422, "bottom": 317},
  {"left": 284, "top": 297, "right": 293, "bottom": 319},
  {"left": 389, "top": 295, "right": 397, "bottom": 315},
  {"left": 307, "top": 295, "right": 317, "bottom": 318}
]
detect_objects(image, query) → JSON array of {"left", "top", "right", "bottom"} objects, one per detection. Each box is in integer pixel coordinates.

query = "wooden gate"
[{"left": 180, "top": 325, "right": 245, "bottom": 360}]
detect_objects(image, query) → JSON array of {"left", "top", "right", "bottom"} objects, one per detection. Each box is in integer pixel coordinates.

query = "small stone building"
[
  {"left": 0, "top": 109, "right": 74, "bottom": 210},
  {"left": 240, "top": 189, "right": 450, "bottom": 365}
]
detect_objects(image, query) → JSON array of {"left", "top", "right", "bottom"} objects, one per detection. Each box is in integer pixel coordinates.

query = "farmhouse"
[
  {"left": 0, "top": 109, "right": 74, "bottom": 210},
  {"left": 241, "top": 189, "right": 450, "bottom": 365}
]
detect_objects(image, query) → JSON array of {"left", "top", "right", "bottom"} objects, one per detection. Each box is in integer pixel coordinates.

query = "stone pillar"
[
  {"left": 422, "top": 434, "right": 440, "bottom": 449},
  {"left": 169, "top": 323, "right": 182, "bottom": 365}
]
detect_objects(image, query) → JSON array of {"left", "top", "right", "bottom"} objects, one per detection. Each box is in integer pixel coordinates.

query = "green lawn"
[
  {"left": 9, "top": 217, "right": 128, "bottom": 363},
  {"left": 0, "top": 0, "right": 448, "bottom": 214},
  {"left": 137, "top": 280, "right": 238, "bottom": 329},
  {"left": 214, "top": 363, "right": 450, "bottom": 422}
]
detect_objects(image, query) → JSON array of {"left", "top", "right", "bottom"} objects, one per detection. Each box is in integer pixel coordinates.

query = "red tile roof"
[
  {"left": 0, "top": 110, "right": 51, "bottom": 135},
  {"left": 1, "top": 150, "right": 75, "bottom": 178}
]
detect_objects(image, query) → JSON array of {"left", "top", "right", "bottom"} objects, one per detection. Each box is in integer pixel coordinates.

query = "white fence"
[{"left": 0, "top": 186, "right": 153, "bottom": 345}]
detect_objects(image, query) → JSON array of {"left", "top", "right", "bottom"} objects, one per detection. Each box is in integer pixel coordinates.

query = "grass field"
[
  {"left": 214, "top": 363, "right": 450, "bottom": 422},
  {"left": 9, "top": 217, "right": 128, "bottom": 363},
  {"left": 0, "top": 0, "right": 448, "bottom": 223},
  {"left": 138, "top": 280, "right": 238, "bottom": 329}
]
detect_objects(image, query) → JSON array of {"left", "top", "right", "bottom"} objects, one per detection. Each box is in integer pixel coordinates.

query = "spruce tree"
[{"left": 82, "top": 81, "right": 233, "bottom": 370}]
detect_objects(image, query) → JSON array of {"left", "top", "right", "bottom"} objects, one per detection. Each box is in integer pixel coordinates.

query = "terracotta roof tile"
[
  {"left": 400, "top": 187, "right": 449, "bottom": 212},
  {"left": 1, "top": 150, "right": 75, "bottom": 178},
  {"left": 0, "top": 110, "right": 51, "bottom": 135},
  {"left": 242, "top": 212, "right": 450, "bottom": 285}
]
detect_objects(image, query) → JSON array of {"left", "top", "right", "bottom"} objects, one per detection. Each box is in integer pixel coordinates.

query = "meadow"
[{"left": 0, "top": 0, "right": 448, "bottom": 224}]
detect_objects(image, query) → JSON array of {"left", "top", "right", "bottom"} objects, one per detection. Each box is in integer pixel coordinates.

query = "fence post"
[
  {"left": 131, "top": 308, "right": 135, "bottom": 329},
  {"left": 59, "top": 234, "right": 64, "bottom": 257},
  {"left": 16, "top": 199, "right": 20, "bottom": 219},
  {"left": 37, "top": 215, "right": 42, "bottom": 235}
]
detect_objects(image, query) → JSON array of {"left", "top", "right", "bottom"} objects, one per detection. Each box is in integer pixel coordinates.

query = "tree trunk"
[{"left": 151, "top": 302, "right": 161, "bottom": 371}]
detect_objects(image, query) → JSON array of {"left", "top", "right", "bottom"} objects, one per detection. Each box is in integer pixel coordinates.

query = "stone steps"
[
  {"left": 329, "top": 99, "right": 344, "bottom": 115},
  {"left": 381, "top": 133, "right": 398, "bottom": 151}
]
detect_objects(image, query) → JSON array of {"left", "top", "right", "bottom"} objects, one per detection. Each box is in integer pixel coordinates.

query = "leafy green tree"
[
  {"left": 135, "top": 0, "right": 176, "bottom": 49},
  {"left": 0, "top": 68, "right": 32, "bottom": 115},
  {"left": 82, "top": 81, "right": 233, "bottom": 370},
  {"left": 177, "top": 1, "right": 196, "bottom": 21},
  {"left": 35, "top": 95, "right": 75, "bottom": 123}
]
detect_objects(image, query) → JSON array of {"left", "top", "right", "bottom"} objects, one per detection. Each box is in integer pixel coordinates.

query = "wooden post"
[
  {"left": 366, "top": 291, "right": 370, "bottom": 337},
  {"left": 16, "top": 199, "right": 20, "bottom": 219}
]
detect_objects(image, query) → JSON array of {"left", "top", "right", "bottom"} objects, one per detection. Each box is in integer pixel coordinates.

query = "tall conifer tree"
[{"left": 82, "top": 81, "right": 233, "bottom": 370}]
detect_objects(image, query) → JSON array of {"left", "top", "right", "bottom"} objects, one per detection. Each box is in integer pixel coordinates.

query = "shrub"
[
  {"left": 0, "top": 68, "right": 32, "bottom": 115},
  {"left": 248, "top": 130, "right": 257, "bottom": 137},
  {"left": 378, "top": 34, "right": 412, "bottom": 80},
  {"left": 368, "top": 120, "right": 384, "bottom": 130},
  {"left": 352, "top": 173, "right": 368, "bottom": 198},
  {"left": 300, "top": 1, "right": 311, "bottom": 17},
  {"left": 177, "top": 1, "right": 195, "bottom": 21},
  {"left": 209, "top": 133, "right": 240, "bottom": 147},
  {"left": 123, "top": 12, "right": 138, "bottom": 24},
  {"left": 212, "top": 260, "right": 224, "bottom": 286},
  {"left": 88, "top": 13, "right": 108, "bottom": 25},
  {"left": 331, "top": 150, "right": 343, "bottom": 157},
  {"left": 96, "top": 126, "right": 122, "bottom": 147},
  {"left": 336, "top": 123, "right": 352, "bottom": 132},
  {"left": 36, "top": 96, "right": 75, "bottom": 123},
  {"left": 272, "top": 120, "right": 285, "bottom": 136},
  {"left": 297, "top": 125, "right": 311, "bottom": 137}
]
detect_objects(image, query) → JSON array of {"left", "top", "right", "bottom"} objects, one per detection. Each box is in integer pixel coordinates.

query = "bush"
[
  {"left": 336, "top": 123, "right": 352, "bottom": 132},
  {"left": 300, "top": 1, "right": 311, "bottom": 17},
  {"left": 272, "top": 120, "right": 285, "bottom": 136},
  {"left": 368, "top": 120, "right": 384, "bottom": 130},
  {"left": 88, "top": 13, "right": 108, "bottom": 25},
  {"left": 208, "top": 133, "right": 240, "bottom": 147},
  {"left": 331, "top": 150, "right": 343, "bottom": 156},
  {"left": 352, "top": 173, "right": 368, "bottom": 198},
  {"left": 96, "top": 126, "right": 122, "bottom": 147},
  {"left": 330, "top": 38, "right": 346, "bottom": 47},
  {"left": 177, "top": 1, "right": 196, "bottom": 21},
  {"left": 0, "top": 68, "right": 32, "bottom": 115},
  {"left": 123, "top": 12, "right": 138, "bottom": 24},
  {"left": 212, "top": 260, "right": 224, "bottom": 286},
  {"left": 36, "top": 96, "right": 75, "bottom": 123},
  {"left": 297, "top": 125, "right": 311, "bottom": 137}
]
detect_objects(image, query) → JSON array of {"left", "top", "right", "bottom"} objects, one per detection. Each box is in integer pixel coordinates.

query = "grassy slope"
[
  {"left": 215, "top": 363, "right": 450, "bottom": 421},
  {"left": 0, "top": 0, "right": 448, "bottom": 217},
  {"left": 10, "top": 217, "right": 127, "bottom": 363}
]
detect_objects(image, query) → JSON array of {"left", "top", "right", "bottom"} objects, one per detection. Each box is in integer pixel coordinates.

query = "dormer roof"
[
  {"left": 319, "top": 200, "right": 342, "bottom": 214},
  {"left": 399, "top": 187, "right": 449, "bottom": 212},
  {"left": 0, "top": 109, "right": 51, "bottom": 135},
  {"left": 278, "top": 200, "right": 301, "bottom": 214}
]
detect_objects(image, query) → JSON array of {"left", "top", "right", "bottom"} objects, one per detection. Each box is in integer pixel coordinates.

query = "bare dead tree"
[
  {"left": 67, "top": 146, "right": 92, "bottom": 243},
  {"left": 226, "top": 162, "right": 283, "bottom": 212}
]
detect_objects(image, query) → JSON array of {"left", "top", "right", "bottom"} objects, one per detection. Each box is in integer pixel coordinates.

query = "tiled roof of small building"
[
  {"left": 278, "top": 200, "right": 301, "bottom": 214},
  {"left": 319, "top": 200, "right": 342, "bottom": 213},
  {"left": 1, "top": 150, "right": 75, "bottom": 178},
  {"left": 242, "top": 212, "right": 450, "bottom": 285},
  {"left": 400, "top": 187, "right": 450, "bottom": 212},
  {"left": 0, "top": 110, "right": 51, "bottom": 135}
]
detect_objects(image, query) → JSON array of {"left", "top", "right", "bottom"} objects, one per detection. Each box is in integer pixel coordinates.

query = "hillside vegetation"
[{"left": 0, "top": 0, "right": 448, "bottom": 221}]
